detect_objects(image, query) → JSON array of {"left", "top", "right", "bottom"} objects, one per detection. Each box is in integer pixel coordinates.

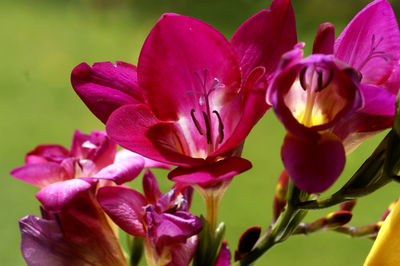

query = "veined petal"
[
  {"left": 168, "top": 157, "right": 252, "bottom": 187},
  {"left": 106, "top": 104, "right": 204, "bottom": 167},
  {"left": 93, "top": 155, "right": 145, "bottom": 185},
  {"left": 10, "top": 162, "right": 69, "bottom": 188},
  {"left": 281, "top": 132, "right": 345, "bottom": 193},
  {"left": 138, "top": 13, "right": 241, "bottom": 122},
  {"left": 231, "top": 0, "right": 297, "bottom": 81},
  {"left": 36, "top": 179, "right": 92, "bottom": 212},
  {"left": 334, "top": 0, "right": 400, "bottom": 92},
  {"left": 71, "top": 61, "right": 144, "bottom": 123},
  {"left": 25, "top": 145, "right": 69, "bottom": 164},
  {"left": 97, "top": 186, "right": 147, "bottom": 237}
]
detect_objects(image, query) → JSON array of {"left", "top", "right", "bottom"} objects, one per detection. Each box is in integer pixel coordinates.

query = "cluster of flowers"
[{"left": 11, "top": 0, "right": 400, "bottom": 265}]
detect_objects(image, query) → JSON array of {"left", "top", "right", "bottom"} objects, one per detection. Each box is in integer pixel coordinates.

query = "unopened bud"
[{"left": 234, "top": 226, "right": 261, "bottom": 261}]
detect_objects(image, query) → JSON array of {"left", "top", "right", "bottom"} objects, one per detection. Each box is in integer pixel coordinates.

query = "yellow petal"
[{"left": 364, "top": 199, "right": 400, "bottom": 266}]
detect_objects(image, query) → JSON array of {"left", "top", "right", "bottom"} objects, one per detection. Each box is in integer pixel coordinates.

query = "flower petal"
[
  {"left": 358, "top": 84, "right": 396, "bottom": 116},
  {"left": 138, "top": 13, "right": 241, "bottom": 121},
  {"left": 93, "top": 155, "right": 145, "bottom": 185},
  {"left": 334, "top": 0, "right": 400, "bottom": 92},
  {"left": 142, "top": 170, "right": 163, "bottom": 205},
  {"left": 106, "top": 104, "right": 204, "bottom": 167},
  {"left": 25, "top": 145, "right": 69, "bottom": 164},
  {"left": 145, "top": 209, "right": 202, "bottom": 248},
  {"left": 214, "top": 67, "right": 269, "bottom": 155},
  {"left": 168, "top": 157, "right": 252, "bottom": 187},
  {"left": 36, "top": 179, "right": 93, "bottom": 212},
  {"left": 10, "top": 162, "right": 69, "bottom": 188},
  {"left": 170, "top": 235, "right": 198, "bottom": 266},
  {"left": 97, "top": 186, "right": 147, "bottom": 237},
  {"left": 231, "top": 0, "right": 297, "bottom": 81},
  {"left": 115, "top": 149, "right": 172, "bottom": 170},
  {"left": 71, "top": 61, "right": 144, "bottom": 123},
  {"left": 281, "top": 132, "right": 345, "bottom": 193},
  {"left": 313, "top": 23, "right": 335, "bottom": 55}
]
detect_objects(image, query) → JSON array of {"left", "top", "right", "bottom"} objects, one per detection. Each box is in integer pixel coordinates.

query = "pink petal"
[
  {"left": 142, "top": 170, "right": 163, "bottom": 205},
  {"left": 168, "top": 157, "right": 252, "bottom": 187},
  {"left": 214, "top": 67, "right": 269, "bottom": 155},
  {"left": 71, "top": 61, "right": 144, "bottom": 123},
  {"left": 93, "top": 155, "right": 145, "bottom": 185},
  {"left": 334, "top": 0, "right": 400, "bottom": 93},
  {"left": 106, "top": 104, "right": 204, "bottom": 167},
  {"left": 36, "top": 179, "right": 93, "bottom": 212},
  {"left": 10, "top": 162, "right": 69, "bottom": 188},
  {"left": 358, "top": 84, "right": 396, "bottom": 116},
  {"left": 170, "top": 236, "right": 198, "bottom": 266},
  {"left": 313, "top": 23, "right": 335, "bottom": 55},
  {"left": 69, "top": 130, "right": 117, "bottom": 170},
  {"left": 138, "top": 13, "right": 241, "bottom": 121},
  {"left": 25, "top": 145, "right": 69, "bottom": 164},
  {"left": 97, "top": 186, "right": 147, "bottom": 237},
  {"left": 281, "top": 132, "right": 345, "bottom": 193},
  {"left": 231, "top": 0, "right": 297, "bottom": 81},
  {"left": 115, "top": 149, "right": 172, "bottom": 170}
]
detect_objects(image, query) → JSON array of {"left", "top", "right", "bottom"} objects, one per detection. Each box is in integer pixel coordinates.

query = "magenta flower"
[
  {"left": 267, "top": 44, "right": 362, "bottom": 193},
  {"left": 319, "top": 0, "right": 400, "bottom": 153},
  {"left": 10, "top": 130, "right": 157, "bottom": 210},
  {"left": 71, "top": 0, "right": 297, "bottom": 187},
  {"left": 19, "top": 187, "right": 128, "bottom": 266},
  {"left": 98, "top": 170, "right": 202, "bottom": 266}
]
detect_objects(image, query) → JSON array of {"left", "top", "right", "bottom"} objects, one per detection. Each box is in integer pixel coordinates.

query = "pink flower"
[
  {"left": 316, "top": 0, "right": 400, "bottom": 153},
  {"left": 71, "top": 0, "right": 297, "bottom": 187},
  {"left": 19, "top": 191, "right": 128, "bottom": 266},
  {"left": 12, "top": 130, "right": 169, "bottom": 265},
  {"left": 267, "top": 44, "right": 362, "bottom": 193},
  {"left": 98, "top": 170, "right": 202, "bottom": 266}
]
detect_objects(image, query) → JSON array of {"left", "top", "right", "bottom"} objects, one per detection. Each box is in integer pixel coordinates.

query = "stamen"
[
  {"left": 202, "top": 111, "right": 212, "bottom": 144},
  {"left": 300, "top": 67, "right": 308, "bottom": 90},
  {"left": 213, "top": 110, "right": 225, "bottom": 144},
  {"left": 190, "top": 109, "right": 204, "bottom": 135}
]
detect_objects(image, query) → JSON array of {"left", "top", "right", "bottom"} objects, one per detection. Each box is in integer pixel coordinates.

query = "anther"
[
  {"left": 202, "top": 111, "right": 212, "bottom": 144},
  {"left": 213, "top": 110, "right": 225, "bottom": 144},
  {"left": 190, "top": 109, "right": 204, "bottom": 135},
  {"left": 300, "top": 67, "right": 308, "bottom": 91}
]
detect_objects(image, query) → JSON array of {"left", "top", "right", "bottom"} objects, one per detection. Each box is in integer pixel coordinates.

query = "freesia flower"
[
  {"left": 98, "top": 170, "right": 202, "bottom": 266},
  {"left": 11, "top": 130, "right": 169, "bottom": 265},
  {"left": 71, "top": 0, "right": 297, "bottom": 188},
  {"left": 19, "top": 190, "right": 127, "bottom": 266},
  {"left": 319, "top": 0, "right": 400, "bottom": 153},
  {"left": 267, "top": 44, "right": 362, "bottom": 193}
]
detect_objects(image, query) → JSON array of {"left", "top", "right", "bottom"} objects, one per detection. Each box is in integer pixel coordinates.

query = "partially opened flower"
[
  {"left": 19, "top": 188, "right": 127, "bottom": 266},
  {"left": 268, "top": 44, "right": 362, "bottom": 193},
  {"left": 315, "top": 0, "right": 400, "bottom": 153},
  {"left": 11, "top": 130, "right": 169, "bottom": 265},
  {"left": 98, "top": 170, "right": 202, "bottom": 266}
]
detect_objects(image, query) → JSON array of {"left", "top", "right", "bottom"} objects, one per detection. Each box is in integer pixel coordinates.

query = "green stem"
[{"left": 233, "top": 183, "right": 308, "bottom": 265}]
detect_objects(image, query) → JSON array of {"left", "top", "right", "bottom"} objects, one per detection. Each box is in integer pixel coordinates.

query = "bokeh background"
[{"left": 2, "top": 0, "right": 400, "bottom": 265}]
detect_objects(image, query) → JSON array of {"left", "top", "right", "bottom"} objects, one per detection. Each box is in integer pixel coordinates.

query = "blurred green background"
[{"left": 2, "top": 0, "right": 400, "bottom": 265}]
